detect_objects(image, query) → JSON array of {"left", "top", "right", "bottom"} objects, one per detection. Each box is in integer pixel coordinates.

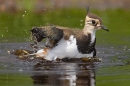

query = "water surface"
[{"left": 0, "top": 43, "right": 130, "bottom": 86}]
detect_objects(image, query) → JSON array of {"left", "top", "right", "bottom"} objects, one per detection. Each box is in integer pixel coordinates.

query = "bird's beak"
[{"left": 100, "top": 25, "right": 109, "bottom": 31}]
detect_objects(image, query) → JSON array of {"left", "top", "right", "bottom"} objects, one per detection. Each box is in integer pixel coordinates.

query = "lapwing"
[{"left": 30, "top": 6, "right": 109, "bottom": 60}]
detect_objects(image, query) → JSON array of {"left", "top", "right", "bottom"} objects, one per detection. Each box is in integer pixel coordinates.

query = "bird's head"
[{"left": 84, "top": 6, "right": 109, "bottom": 33}]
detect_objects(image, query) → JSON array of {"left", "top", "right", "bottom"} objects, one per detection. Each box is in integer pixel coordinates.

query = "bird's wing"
[
  {"left": 43, "top": 25, "right": 64, "bottom": 47},
  {"left": 43, "top": 25, "right": 78, "bottom": 47},
  {"left": 31, "top": 25, "right": 76, "bottom": 47}
]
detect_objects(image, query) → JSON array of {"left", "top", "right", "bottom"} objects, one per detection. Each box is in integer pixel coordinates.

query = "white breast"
[
  {"left": 90, "top": 31, "right": 96, "bottom": 43},
  {"left": 44, "top": 35, "right": 94, "bottom": 60}
]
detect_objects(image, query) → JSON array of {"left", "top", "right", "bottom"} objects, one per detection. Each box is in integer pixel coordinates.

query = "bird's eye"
[{"left": 92, "top": 20, "right": 96, "bottom": 25}]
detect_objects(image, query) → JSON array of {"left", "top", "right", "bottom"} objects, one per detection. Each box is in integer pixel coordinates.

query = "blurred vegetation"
[{"left": 0, "top": 8, "right": 130, "bottom": 48}]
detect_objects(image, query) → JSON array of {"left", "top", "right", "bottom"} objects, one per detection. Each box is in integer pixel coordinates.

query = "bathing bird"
[{"left": 30, "top": 6, "right": 109, "bottom": 60}]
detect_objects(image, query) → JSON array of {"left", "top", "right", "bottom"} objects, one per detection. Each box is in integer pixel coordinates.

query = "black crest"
[
  {"left": 86, "top": 5, "right": 90, "bottom": 15},
  {"left": 86, "top": 5, "right": 102, "bottom": 23}
]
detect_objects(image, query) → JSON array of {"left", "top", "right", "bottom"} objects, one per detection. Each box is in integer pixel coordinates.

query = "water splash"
[
  {"left": 80, "top": 20, "right": 83, "bottom": 22},
  {"left": 43, "top": 8, "right": 46, "bottom": 11},
  {"left": 80, "top": 20, "right": 83, "bottom": 26},
  {"left": 80, "top": 24, "right": 83, "bottom": 26},
  {"left": 1, "top": 34, "right": 4, "bottom": 37},
  {"left": 19, "top": 68, "right": 23, "bottom": 72},
  {"left": 23, "top": 15, "right": 25, "bottom": 17}
]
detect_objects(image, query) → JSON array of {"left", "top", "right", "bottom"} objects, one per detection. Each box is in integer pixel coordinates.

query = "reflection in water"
[
  {"left": 31, "top": 61, "right": 96, "bottom": 86},
  {"left": 0, "top": 43, "right": 129, "bottom": 86}
]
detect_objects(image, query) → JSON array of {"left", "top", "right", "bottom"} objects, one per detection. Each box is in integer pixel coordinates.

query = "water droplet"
[
  {"left": 80, "top": 20, "right": 83, "bottom": 22},
  {"left": 1, "top": 35, "right": 3, "bottom": 37},
  {"left": 23, "top": 15, "right": 25, "bottom": 17},
  {"left": 19, "top": 68, "right": 23, "bottom": 72},
  {"left": 4, "top": 65, "right": 8, "bottom": 68},
  {"left": 80, "top": 24, "right": 83, "bottom": 26},
  {"left": 25, "top": 10, "right": 26, "bottom": 13},
  {"left": 24, "top": 29, "right": 28, "bottom": 34},
  {"left": 111, "top": 47, "right": 113, "bottom": 49},
  {"left": 43, "top": 9, "right": 46, "bottom": 11},
  {"left": 97, "top": 51, "right": 100, "bottom": 54},
  {"left": 124, "top": 46, "right": 127, "bottom": 49}
]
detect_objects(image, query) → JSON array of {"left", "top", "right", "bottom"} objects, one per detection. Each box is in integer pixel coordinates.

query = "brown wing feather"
[{"left": 31, "top": 25, "right": 77, "bottom": 47}]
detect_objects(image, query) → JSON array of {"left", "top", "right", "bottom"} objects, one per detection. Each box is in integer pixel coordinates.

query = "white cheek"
[
  {"left": 86, "top": 21, "right": 92, "bottom": 24},
  {"left": 96, "top": 26, "right": 102, "bottom": 30},
  {"left": 96, "top": 24, "right": 101, "bottom": 30}
]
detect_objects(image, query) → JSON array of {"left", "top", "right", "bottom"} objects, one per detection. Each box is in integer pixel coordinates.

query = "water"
[
  {"left": 0, "top": 43, "right": 130, "bottom": 86},
  {"left": 0, "top": 43, "right": 96, "bottom": 86}
]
